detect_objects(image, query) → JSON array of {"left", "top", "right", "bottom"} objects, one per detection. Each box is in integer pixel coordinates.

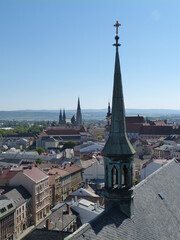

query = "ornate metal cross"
[{"left": 114, "top": 21, "right": 121, "bottom": 35}]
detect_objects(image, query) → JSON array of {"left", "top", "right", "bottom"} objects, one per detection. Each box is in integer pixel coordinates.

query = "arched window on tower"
[
  {"left": 122, "top": 165, "right": 128, "bottom": 187},
  {"left": 111, "top": 166, "right": 118, "bottom": 188}
]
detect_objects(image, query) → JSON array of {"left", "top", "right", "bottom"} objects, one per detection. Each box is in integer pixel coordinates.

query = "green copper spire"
[
  {"left": 102, "top": 21, "right": 135, "bottom": 218},
  {"left": 102, "top": 21, "right": 135, "bottom": 157}
]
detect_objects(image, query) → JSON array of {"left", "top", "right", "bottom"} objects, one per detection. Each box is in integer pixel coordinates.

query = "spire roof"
[
  {"left": 76, "top": 97, "right": 82, "bottom": 125},
  {"left": 77, "top": 97, "right": 81, "bottom": 110},
  {"left": 102, "top": 21, "right": 135, "bottom": 157}
]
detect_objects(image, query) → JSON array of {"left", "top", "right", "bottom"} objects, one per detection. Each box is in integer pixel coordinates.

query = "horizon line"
[{"left": 0, "top": 108, "right": 180, "bottom": 112}]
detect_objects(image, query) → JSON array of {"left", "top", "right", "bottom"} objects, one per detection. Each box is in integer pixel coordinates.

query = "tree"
[
  {"left": 35, "top": 148, "right": 45, "bottom": 155},
  {"left": 36, "top": 158, "right": 43, "bottom": 164},
  {"left": 97, "top": 135, "right": 103, "bottom": 140},
  {"left": 63, "top": 141, "right": 77, "bottom": 150}
]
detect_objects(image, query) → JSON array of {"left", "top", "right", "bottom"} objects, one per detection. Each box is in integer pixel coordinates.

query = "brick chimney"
[
  {"left": 46, "top": 219, "right": 51, "bottom": 230},
  {"left": 73, "top": 222, "right": 77, "bottom": 232},
  {"left": 85, "top": 178, "right": 88, "bottom": 188},
  {"left": 67, "top": 204, "right": 71, "bottom": 215}
]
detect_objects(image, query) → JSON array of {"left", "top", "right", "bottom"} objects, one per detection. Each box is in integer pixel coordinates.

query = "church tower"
[
  {"left": 59, "top": 109, "right": 63, "bottom": 125},
  {"left": 106, "top": 102, "right": 112, "bottom": 127},
  {"left": 76, "top": 97, "right": 82, "bottom": 126},
  {"left": 63, "top": 109, "right": 66, "bottom": 125},
  {"left": 102, "top": 21, "right": 135, "bottom": 218}
]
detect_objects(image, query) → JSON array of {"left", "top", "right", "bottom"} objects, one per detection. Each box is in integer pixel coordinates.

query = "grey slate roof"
[
  {"left": 0, "top": 197, "right": 15, "bottom": 219},
  {"left": 66, "top": 159, "right": 180, "bottom": 240},
  {"left": 0, "top": 158, "right": 22, "bottom": 165},
  {"left": 37, "top": 203, "right": 76, "bottom": 231},
  {"left": 22, "top": 229, "right": 70, "bottom": 240},
  {"left": 4, "top": 185, "right": 31, "bottom": 208}
]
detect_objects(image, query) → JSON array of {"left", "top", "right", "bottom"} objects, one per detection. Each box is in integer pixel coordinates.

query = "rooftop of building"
[
  {"left": 23, "top": 166, "right": 48, "bottom": 183},
  {"left": 36, "top": 203, "right": 76, "bottom": 232},
  {"left": 0, "top": 196, "right": 15, "bottom": 218},
  {"left": 22, "top": 229, "right": 70, "bottom": 240},
  {"left": 4, "top": 185, "right": 31, "bottom": 208},
  {"left": 149, "top": 120, "right": 167, "bottom": 126},
  {"left": 70, "top": 186, "right": 98, "bottom": 198},
  {"left": 126, "top": 115, "right": 145, "bottom": 124},
  {"left": 140, "top": 125, "right": 180, "bottom": 135},
  {"left": 66, "top": 159, "right": 180, "bottom": 240},
  {"left": 43, "top": 126, "right": 87, "bottom": 136},
  {"left": 141, "top": 158, "right": 169, "bottom": 169},
  {"left": 70, "top": 198, "right": 104, "bottom": 225},
  {"left": 48, "top": 167, "right": 70, "bottom": 178},
  {"left": 0, "top": 168, "right": 21, "bottom": 180},
  {"left": 154, "top": 144, "right": 176, "bottom": 151},
  {"left": 66, "top": 195, "right": 104, "bottom": 207},
  {"left": 63, "top": 163, "right": 82, "bottom": 174}
]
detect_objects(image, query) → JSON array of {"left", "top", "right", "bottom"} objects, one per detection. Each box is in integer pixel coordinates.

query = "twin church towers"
[{"left": 59, "top": 97, "right": 82, "bottom": 126}]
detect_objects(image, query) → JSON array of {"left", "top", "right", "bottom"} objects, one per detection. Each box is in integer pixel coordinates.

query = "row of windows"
[
  {"left": 36, "top": 198, "right": 49, "bottom": 210},
  {"left": 36, "top": 189, "right": 49, "bottom": 203},
  {"left": 16, "top": 205, "right": 25, "bottom": 215},
  {"left": 0, "top": 213, "right": 14, "bottom": 239},
  {"left": 17, "top": 213, "right": 25, "bottom": 223},
  {"left": 36, "top": 181, "right": 49, "bottom": 192}
]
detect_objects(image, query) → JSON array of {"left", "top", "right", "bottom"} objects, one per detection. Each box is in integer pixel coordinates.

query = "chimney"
[
  {"left": 46, "top": 219, "right": 51, "bottom": 230},
  {"left": 67, "top": 204, "right": 71, "bottom": 215},
  {"left": 73, "top": 223, "right": 77, "bottom": 232},
  {"left": 0, "top": 168, "right": 3, "bottom": 176},
  {"left": 94, "top": 203, "right": 97, "bottom": 211},
  {"left": 85, "top": 178, "right": 88, "bottom": 188},
  {"left": 97, "top": 200, "right": 99, "bottom": 209}
]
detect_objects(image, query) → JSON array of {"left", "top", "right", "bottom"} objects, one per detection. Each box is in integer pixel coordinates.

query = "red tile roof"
[
  {"left": 44, "top": 126, "right": 85, "bottom": 136},
  {"left": 126, "top": 116, "right": 144, "bottom": 124},
  {"left": 151, "top": 121, "right": 167, "bottom": 126},
  {"left": 126, "top": 123, "right": 143, "bottom": 133},
  {"left": 140, "top": 126, "right": 175, "bottom": 135},
  {"left": 23, "top": 167, "right": 48, "bottom": 182},
  {"left": 48, "top": 168, "right": 70, "bottom": 178},
  {"left": 126, "top": 123, "right": 180, "bottom": 136},
  {"left": 63, "top": 164, "right": 82, "bottom": 174},
  {"left": 0, "top": 168, "right": 20, "bottom": 180},
  {"left": 48, "top": 164, "right": 82, "bottom": 176}
]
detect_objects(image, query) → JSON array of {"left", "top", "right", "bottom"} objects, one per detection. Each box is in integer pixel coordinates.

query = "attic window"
[
  {"left": 0, "top": 207, "right": 6, "bottom": 214},
  {"left": 158, "top": 192, "right": 164, "bottom": 200},
  {"left": 7, "top": 204, "right": 13, "bottom": 209}
]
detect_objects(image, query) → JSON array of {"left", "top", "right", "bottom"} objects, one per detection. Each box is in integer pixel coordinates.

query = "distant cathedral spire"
[
  {"left": 71, "top": 115, "right": 76, "bottom": 125},
  {"left": 59, "top": 109, "right": 63, "bottom": 125},
  {"left": 102, "top": 21, "right": 135, "bottom": 218},
  {"left": 76, "top": 97, "right": 82, "bottom": 126},
  {"left": 106, "top": 102, "right": 112, "bottom": 127},
  {"left": 63, "top": 109, "right": 66, "bottom": 125}
]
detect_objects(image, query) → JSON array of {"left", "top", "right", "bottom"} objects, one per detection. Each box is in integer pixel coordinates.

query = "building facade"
[
  {"left": 0, "top": 197, "right": 15, "bottom": 240},
  {"left": 4, "top": 186, "right": 31, "bottom": 239},
  {"left": 9, "top": 167, "right": 50, "bottom": 225}
]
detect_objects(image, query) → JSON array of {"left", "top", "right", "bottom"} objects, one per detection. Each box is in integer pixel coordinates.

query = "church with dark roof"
[
  {"left": 65, "top": 21, "right": 180, "bottom": 240},
  {"left": 59, "top": 97, "right": 83, "bottom": 126}
]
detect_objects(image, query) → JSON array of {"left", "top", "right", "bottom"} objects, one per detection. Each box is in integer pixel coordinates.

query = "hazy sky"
[{"left": 0, "top": 0, "right": 180, "bottom": 110}]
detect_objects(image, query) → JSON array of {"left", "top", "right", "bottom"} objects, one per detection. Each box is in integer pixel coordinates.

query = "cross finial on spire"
[
  {"left": 113, "top": 21, "right": 121, "bottom": 47},
  {"left": 114, "top": 21, "right": 121, "bottom": 35}
]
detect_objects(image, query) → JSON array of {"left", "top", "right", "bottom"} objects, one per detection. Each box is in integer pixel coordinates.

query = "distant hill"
[{"left": 0, "top": 109, "right": 180, "bottom": 121}]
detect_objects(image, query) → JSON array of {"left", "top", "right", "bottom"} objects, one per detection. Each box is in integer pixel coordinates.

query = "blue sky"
[{"left": 0, "top": 0, "right": 180, "bottom": 110}]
